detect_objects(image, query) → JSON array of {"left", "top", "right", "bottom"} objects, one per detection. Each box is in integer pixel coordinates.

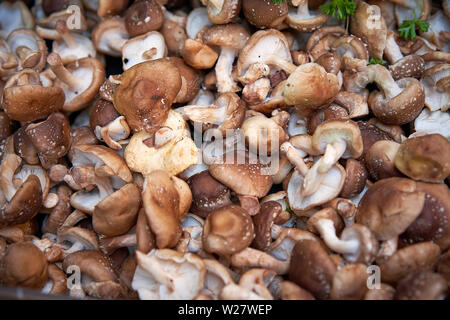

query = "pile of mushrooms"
[{"left": 0, "top": 0, "right": 449, "bottom": 301}]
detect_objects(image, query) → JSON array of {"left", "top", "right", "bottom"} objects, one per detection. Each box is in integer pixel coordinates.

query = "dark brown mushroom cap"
[
  {"left": 93, "top": 183, "right": 141, "bottom": 237},
  {"left": 242, "top": 0, "right": 288, "bottom": 29},
  {"left": 389, "top": 54, "right": 425, "bottom": 80},
  {"left": 394, "top": 134, "right": 450, "bottom": 183},
  {"left": 401, "top": 182, "right": 450, "bottom": 250},
  {"left": 113, "top": 59, "right": 182, "bottom": 133},
  {"left": 289, "top": 239, "right": 337, "bottom": 300},
  {"left": 330, "top": 263, "right": 368, "bottom": 300},
  {"left": 209, "top": 151, "right": 273, "bottom": 198},
  {"left": 42, "top": 184, "right": 72, "bottom": 234},
  {"left": 90, "top": 99, "right": 121, "bottom": 129},
  {"left": 0, "top": 241, "right": 48, "bottom": 289},
  {"left": 62, "top": 250, "right": 118, "bottom": 282},
  {"left": 0, "top": 112, "right": 16, "bottom": 141},
  {"left": 136, "top": 208, "right": 156, "bottom": 254},
  {"left": 25, "top": 112, "right": 71, "bottom": 160},
  {"left": 340, "top": 159, "right": 368, "bottom": 198},
  {"left": 368, "top": 77, "right": 425, "bottom": 125},
  {"left": 206, "top": 0, "right": 241, "bottom": 25},
  {"left": 124, "top": 0, "right": 163, "bottom": 37},
  {"left": 187, "top": 170, "right": 232, "bottom": 218},
  {"left": 13, "top": 125, "right": 39, "bottom": 165},
  {"left": 161, "top": 18, "right": 187, "bottom": 57},
  {"left": 357, "top": 121, "right": 393, "bottom": 157},
  {"left": 47, "top": 263, "right": 67, "bottom": 295},
  {"left": 437, "top": 248, "right": 450, "bottom": 283},
  {"left": 0, "top": 174, "right": 42, "bottom": 228},
  {"left": 203, "top": 23, "right": 250, "bottom": 50},
  {"left": 2, "top": 70, "right": 64, "bottom": 122},
  {"left": 316, "top": 53, "right": 342, "bottom": 75},
  {"left": 252, "top": 201, "right": 282, "bottom": 251},
  {"left": 395, "top": 270, "right": 447, "bottom": 300},
  {"left": 167, "top": 57, "right": 202, "bottom": 104},
  {"left": 202, "top": 204, "right": 255, "bottom": 256},
  {"left": 307, "top": 104, "right": 349, "bottom": 135},
  {"left": 378, "top": 241, "right": 440, "bottom": 284},
  {"left": 280, "top": 281, "right": 316, "bottom": 300},
  {"left": 356, "top": 177, "right": 425, "bottom": 241},
  {"left": 364, "top": 140, "right": 403, "bottom": 181}
]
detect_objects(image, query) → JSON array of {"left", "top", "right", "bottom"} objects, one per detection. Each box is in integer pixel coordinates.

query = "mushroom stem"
[
  {"left": 294, "top": 0, "right": 310, "bottom": 17},
  {"left": 280, "top": 142, "right": 309, "bottom": 177},
  {"left": 56, "top": 20, "right": 79, "bottom": 49},
  {"left": 265, "top": 55, "right": 297, "bottom": 74},
  {"left": 358, "top": 65, "right": 403, "bottom": 99},
  {"left": 315, "top": 219, "right": 360, "bottom": 254},
  {"left": 216, "top": 47, "right": 239, "bottom": 93},
  {"left": 182, "top": 105, "right": 226, "bottom": 125},
  {"left": 95, "top": 175, "right": 114, "bottom": 200},
  {"left": 47, "top": 53, "right": 83, "bottom": 90},
  {"left": 384, "top": 33, "right": 404, "bottom": 64}
]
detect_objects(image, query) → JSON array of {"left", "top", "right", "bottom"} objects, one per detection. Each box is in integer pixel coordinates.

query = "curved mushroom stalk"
[
  {"left": 215, "top": 47, "right": 239, "bottom": 93},
  {"left": 230, "top": 247, "right": 290, "bottom": 275},
  {"left": 314, "top": 219, "right": 360, "bottom": 254},
  {"left": 94, "top": 116, "right": 131, "bottom": 150},
  {"left": 92, "top": 16, "right": 129, "bottom": 57}
]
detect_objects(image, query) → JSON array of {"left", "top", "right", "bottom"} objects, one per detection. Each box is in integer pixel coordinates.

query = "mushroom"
[
  {"left": 57, "top": 226, "right": 99, "bottom": 255},
  {"left": 124, "top": 110, "right": 199, "bottom": 176},
  {"left": 181, "top": 38, "right": 219, "bottom": 69},
  {"left": 42, "top": 184, "right": 72, "bottom": 234},
  {"left": 0, "top": 1, "right": 34, "bottom": 39},
  {"left": 280, "top": 281, "right": 315, "bottom": 300},
  {"left": 202, "top": 204, "right": 255, "bottom": 256},
  {"left": 221, "top": 268, "right": 278, "bottom": 300},
  {"left": 161, "top": 10, "right": 187, "bottom": 57},
  {"left": 2, "top": 68, "right": 64, "bottom": 122},
  {"left": 251, "top": 201, "right": 284, "bottom": 252},
  {"left": 364, "top": 140, "right": 402, "bottom": 181},
  {"left": 208, "top": 151, "right": 273, "bottom": 198},
  {"left": 204, "top": 0, "right": 241, "bottom": 25},
  {"left": 242, "top": 0, "right": 288, "bottom": 29},
  {"left": 142, "top": 170, "right": 182, "bottom": 249},
  {"left": 0, "top": 241, "right": 48, "bottom": 289},
  {"left": 330, "top": 264, "right": 369, "bottom": 300},
  {"left": 395, "top": 270, "right": 447, "bottom": 300},
  {"left": 412, "top": 108, "right": 450, "bottom": 140},
  {"left": 6, "top": 28, "right": 47, "bottom": 72},
  {"left": 113, "top": 59, "right": 181, "bottom": 133},
  {"left": 121, "top": 31, "right": 167, "bottom": 70},
  {"left": 47, "top": 53, "right": 105, "bottom": 113},
  {"left": 288, "top": 239, "right": 336, "bottom": 299},
  {"left": 92, "top": 16, "right": 129, "bottom": 58},
  {"left": 393, "top": 0, "right": 432, "bottom": 28},
  {"left": 340, "top": 159, "right": 368, "bottom": 198},
  {"left": 124, "top": 0, "right": 164, "bottom": 37},
  {"left": 345, "top": 64, "right": 425, "bottom": 125},
  {"left": 136, "top": 208, "right": 156, "bottom": 254},
  {"left": 186, "top": 170, "right": 232, "bottom": 218},
  {"left": 364, "top": 283, "right": 395, "bottom": 300},
  {"left": 62, "top": 250, "right": 122, "bottom": 299},
  {"left": 286, "top": 0, "right": 328, "bottom": 32},
  {"left": 132, "top": 249, "right": 206, "bottom": 300},
  {"left": 394, "top": 134, "right": 450, "bottom": 183},
  {"left": 42, "top": 263, "right": 67, "bottom": 296},
  {"left": 0, "top": 39, "right": 18, "bottom": 80},
  {"left": 421, "top": 63, "right": 450, "bottom": 112},
  {"left": 202, "top": 24, "right": 249, "bottom": 94},
  {"left": 230, "top": 247, "right": 290, "bottom": 275},
  {"left": 168, "top": 57, "right": 202, "bottom": 104},
  {"left": 200, "top": 259, "right": 235, "bottom": 299},
  {"left": 356, "top": 177, "right": 425, "bottom": 241},
  {"left": 378, "top": 241, "right": 440, "bottom": 284}
]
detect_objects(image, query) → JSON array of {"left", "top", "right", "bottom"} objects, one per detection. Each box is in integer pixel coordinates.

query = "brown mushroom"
[
  {"left": 124, "top": 0, "right": 164, "bottom": 37},
  {"left": 242, "top": 0, "right": 288, "bottom": 29}
]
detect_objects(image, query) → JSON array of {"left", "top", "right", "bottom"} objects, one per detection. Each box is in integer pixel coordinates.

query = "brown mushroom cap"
[
  {"left": 401, "top": 182, "right": 450, "bottom": 250},
  {"left": 242, "top": 0, "right": 288, "bottom": 29},
  {"left": 209, "top": 151, "right": 273, "bottom": 198},
  {"left": 181, "top": 38, "right": 219, "bottom": 69},
  {"left": 284, "top": 63, "right": 339, "bottom": 109},
  {"left": 364, "top": 140, "right": 402, "bottom": 181},
  {"left": 42, "top": 184, "right": 72, "bottom": 234},
  {"left": 124, "top": 0, "right": 163, "bottom": 37},
  {"left": 389, "top": 54, "right": 425, "bottom": 80},
  {"left": 280, "top": 281, "right": 315, "bottom": 300},
  {"left": 187, "top": 170, "right": 232, "bottom": 218},
  {"left": 113, "top": 59, "right": 182, "bottom": 133},
  {"left": 395, "top": 270, "right": 447, "bottom": 300},
  {"left": 378, "top": 241, "right": 440, "bottom": 284},
  {"left": 47, "top": 263, "right": 67, "bottom": 295},
  {"left": 89, "top": 99, "right": 121, "bottom": 129},
  {"left": 167, "top": 57, "right": 202, "bottom": 104},
  {"left": 340, "top": 159, "right": 368, "bottom": 198},
  {"left": 252, "top": 201, "right": 282, "bottom": 251},
  {"left": 204, "top": 23, "right": 250, "bottom": 50},
  {"left": 356, "top": 177, "right": 426, "bottom": 240},
  {"left": 364, "top": 283, "right": 395, "bottom": 300},
  {"left": 2, "top": 69, "right": 64, "bottom": 122},
  {"left": 136, "top": 208, "right": 156, "bottom": 254},
  {"left": 0, "top": 241, "right": 48, "bottom": 289},
  {"left": 206, "top": 0, "right": 241, "bottom": 25},
  {"left": 202, "top": 204, "right": 255, "bottom": 256},
  {"left": 330, "top": 263, "right": 368, "bottom": 300},
  {"left": 142, "top": 170, "right": 182, "bottom": 249},
  {"left": 394, "top": 134, "right": 450, "bottom": 183},
  {"left": 93, "top": 183, "right": 141, "bottom": 237},
  {"left": 289, "top": 239, "right": 337, "bottom": 300}
]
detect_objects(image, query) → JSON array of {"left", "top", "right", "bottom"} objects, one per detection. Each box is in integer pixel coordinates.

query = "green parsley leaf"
[
  {"left": 319, "top": 0, "right": 356, "bottom": 20},
  {"left": 398, "top": 10, "right": 430, "bottom": 40},
  {"left": 368, "top": 58, "right": 386, "bottom": 66}
]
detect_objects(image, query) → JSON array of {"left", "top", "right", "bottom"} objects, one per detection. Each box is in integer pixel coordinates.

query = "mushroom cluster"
[{"left": 0, "top": 0, "right": 449, "bottom": 301}]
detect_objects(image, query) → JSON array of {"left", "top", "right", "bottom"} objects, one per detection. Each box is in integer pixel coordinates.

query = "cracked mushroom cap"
[
  {"left": 202, "top": 204, "right": 255, "bottom": 256},
  {"left": 242, "top": 0, "right": 288, "bottom": 29},
  {"left": 284, "top": 63, "right": 340, "bottom": 108},
  {"left": 206, "top": 0, "right": 241, "bottom": 25},
  {"left": 124, "top": 0, "right": 164, "bottom": 37},
  {"left": 142, "top": 170, "right": 182, "bottom": 249},
  {"left": 350, "top": 1, "right": 387, "bottom": 60},
  {"left": 186, "top": 170, "right": 232, "bottom": 218},
  {"left": 289, "top": 239, "right": 337, "bottom": 300},
  {"left": 93, "top": 183, "right": 141, "bottom": 237},
  {"left": 378, "top": 241, "right": 440, "bottom": 284},
  {"left": 132, "top": 249, "right": 206, "bottom": 300},
  {"left": 113, "top": 59, "right": 181, "bottom": 133},
  {"left": 395, "top": 270, "right": 447, "bottom": 300},
  {"left": 312, "top": 120, "right": 363, "bottom": 158},
  {"left": 394, "top": 134, "right": 450, "bottom": 183},
  {"left": 0, "top": 242, "right": 48, "bottom": 289},
  {"left": 356, "top": 177, "right": 425, "bottom": 241},
  {"left": 121, "top": 31, "right": 167, "bottom": 70},
  {"left": 124, "top": 110, "right": 198, "bottom": 176},
  {"left": 25, "top": 112, "right": 71, "bottom": 161},
  {"left": 208, "top": 151, "right": 273, "bottom": 198},
  {"left": 401, "top": 182, "right": 450, "bottom": 250},
  {"left": 2, "top": 69, "right": 64, "bottom": 122}
]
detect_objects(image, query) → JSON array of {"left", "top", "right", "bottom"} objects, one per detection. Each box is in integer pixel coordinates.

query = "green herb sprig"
[
  {"left": 398, "top": 10, "right": 430, "bottom": 40},
  {"left": 319, "top": 0, "right": 357, "bottom": 31},
  {"left": 368, "top": 58, "right": 386, "bottom": 66}
]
